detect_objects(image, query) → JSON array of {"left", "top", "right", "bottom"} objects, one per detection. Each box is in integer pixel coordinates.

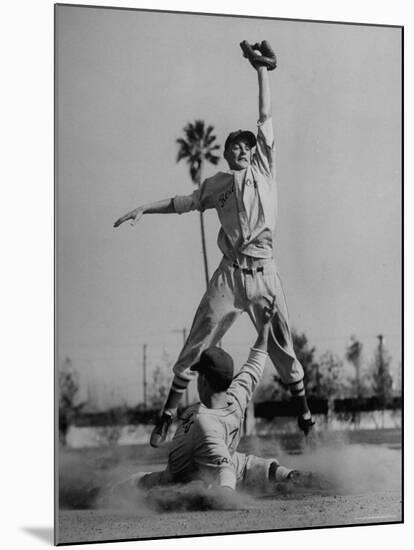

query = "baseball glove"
[{"left": 240, "top": 40, "right": 277, "bottom": 71}]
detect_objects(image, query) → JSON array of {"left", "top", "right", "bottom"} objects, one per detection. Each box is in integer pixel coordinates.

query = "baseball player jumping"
[
  {"left": 114, "top": 40, "right": 315, "bottom": 446},
  {"left": 111, "top": 300, "right": 301, "bottom": 497}
]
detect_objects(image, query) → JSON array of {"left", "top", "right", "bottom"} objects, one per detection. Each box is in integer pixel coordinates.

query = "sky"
[{"left": 55, "top": 6, "right": 402, "bottom": 407}]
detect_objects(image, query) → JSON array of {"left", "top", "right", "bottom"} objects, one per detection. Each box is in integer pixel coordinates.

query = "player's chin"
[{"left": 235, "top": 159, "right": 250, "bottom": 169}]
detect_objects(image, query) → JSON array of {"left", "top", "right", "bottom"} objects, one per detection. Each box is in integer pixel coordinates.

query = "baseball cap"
[
  {"left": 224, "top": 130, "right": 256, "bottom": 152},
  {"left": 190, "top": 347, "right": 234, "bottom": 391}
]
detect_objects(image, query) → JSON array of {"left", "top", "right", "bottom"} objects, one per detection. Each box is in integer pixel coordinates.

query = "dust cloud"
[
  {"left": 58, "top": 436, "right": 401, "bottom": 514},
  {"left": 93, "top": 478, "right": 254, "bottom": 513},
  {"left": 251, "top": 434, "right": 401, "bottom": 496},
  {"left": 294, "top": 442, "right": 401, "bottom": 494},
  {"left": 59, "top": 452, "right": 253, "bottom": 513}
]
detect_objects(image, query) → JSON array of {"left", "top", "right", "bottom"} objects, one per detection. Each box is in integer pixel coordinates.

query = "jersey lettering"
[
  {"left": 181, "top": 414, "right": 194, "bottom": 434},
  {"left": 218, "top": 183, "right": 235, "bottom": 208},
  {"left": 214, "top": 457, "right": 230, "bottom": 465},
  {"left": 228, "top": 427, "right": 239, "bottom": 447}
]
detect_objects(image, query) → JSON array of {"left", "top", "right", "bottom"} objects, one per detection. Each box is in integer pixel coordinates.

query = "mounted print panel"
[{"left": 55, "top": 4, "right": 403, "bottom": 545}]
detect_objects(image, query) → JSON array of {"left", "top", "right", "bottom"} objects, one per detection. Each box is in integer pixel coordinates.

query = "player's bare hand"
[
  {"left": 262, "top": 296, "right": 277, "bottom": 325},
  {"left": 113, "top": 206, "right": 145, "bottom": 228}
]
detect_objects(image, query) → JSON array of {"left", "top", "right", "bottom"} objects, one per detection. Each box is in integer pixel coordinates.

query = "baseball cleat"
[
  {"left": 273, "top": 465, "right": 300, "bottom": 482},
  {"left": 269, "top": 462, "right": 301, "bottom": 483},
  {"left": 297, "top": 414, "right": 315, "bottom": 436},
  {"left": 275, "top": 466, "right": 301, "bottom": 482},
  {"left": 150, "top": 411, "right": 173, "bottom": 447}
]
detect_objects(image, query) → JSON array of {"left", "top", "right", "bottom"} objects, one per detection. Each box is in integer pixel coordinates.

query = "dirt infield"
[
  {"left": 58, "top": 491, "right": 401, "bottom": 543},
  {"left": 57, "top": 429, "right": 402, "bottom": 544}
]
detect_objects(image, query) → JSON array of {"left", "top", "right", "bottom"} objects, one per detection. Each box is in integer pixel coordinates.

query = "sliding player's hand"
[{"left": 262, "top": 296, "right": 277, "bottom": 325}]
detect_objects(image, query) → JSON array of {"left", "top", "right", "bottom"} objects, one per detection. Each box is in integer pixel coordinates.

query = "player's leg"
[
  {"left": 246, "top": 265, "right": 314, "bottom": 435},
  {"left": 269, "top": 271, "right": 315, "bottom": 433},
  {"left": 232, "top": 452, "right": 299, "bottom": 493},
  {"left": 167, "top": 277, "right": 242, "bottom": 410},
  {"left": 150, "top": 262, "right": 243, "bottom": 447}
]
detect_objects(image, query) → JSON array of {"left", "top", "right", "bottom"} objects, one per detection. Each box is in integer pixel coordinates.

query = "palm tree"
[{"left": 176, "top": 120, "right": 221, "bottom": 288}]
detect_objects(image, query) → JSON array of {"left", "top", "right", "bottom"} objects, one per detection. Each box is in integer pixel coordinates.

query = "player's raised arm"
[
  {"left": 226, "top": 298, "right": 277, "bottom": 411},
  {"left": 254, "top": 297, "right": 277, "bottom": 351},
  {"left": 257, "top": 65, "right": 271, "bottom": 122},
  {"left": 239, "top": 40, "right": 275, "bottom": 122},
  {"left": 240, "top": 40, "right": 276, "bottom": 179}
]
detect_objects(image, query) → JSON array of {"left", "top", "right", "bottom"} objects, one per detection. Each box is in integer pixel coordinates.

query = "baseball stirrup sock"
[
  {"left": 164, "top": 375, "right": 189, "bottom": 410},
  {"left": 288, "top": 380, "right": 311, "bottom": 416},
  {"left": 288, "top": 380, "right": 306, "bottom": 396},
  {"left": 171, "top": 374, "right": 190, "bottom": 394},
  {"left": 269, "top": 462, "right": 293, "bottom": 482}
]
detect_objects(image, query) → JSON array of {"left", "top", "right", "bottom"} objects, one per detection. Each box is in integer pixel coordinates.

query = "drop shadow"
[{"left": 21, "top": 526, "right": 54, "bottom": 545}]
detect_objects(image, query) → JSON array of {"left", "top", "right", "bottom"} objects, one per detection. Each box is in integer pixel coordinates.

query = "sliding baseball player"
[{"left": 110, "top": 299, "right": 301, "bottom": 499}]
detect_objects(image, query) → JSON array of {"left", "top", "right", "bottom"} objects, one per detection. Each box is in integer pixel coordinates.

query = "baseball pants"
[
  {"left": 171, "top": 257, "right": 304, "bottom": 395},
  {"left": 139, "top": 452, "right": 279, "bottom": 492}
]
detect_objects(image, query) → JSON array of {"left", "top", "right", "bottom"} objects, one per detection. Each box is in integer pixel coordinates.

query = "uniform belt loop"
[{"left": 233, "top": 263, "right": 264, "bottom": 275}]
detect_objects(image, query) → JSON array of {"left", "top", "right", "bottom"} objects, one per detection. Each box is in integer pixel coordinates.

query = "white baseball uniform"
[
  {"left": 169, "top": 117, "right": 304, "bottom": 398},
  {"left": 141, "top": 348, "right": 283, "bottom": 490}
]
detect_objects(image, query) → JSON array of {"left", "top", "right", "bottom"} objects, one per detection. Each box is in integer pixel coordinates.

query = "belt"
[{"left": 233, "top": 263, "right": 264, "bottom": 275}]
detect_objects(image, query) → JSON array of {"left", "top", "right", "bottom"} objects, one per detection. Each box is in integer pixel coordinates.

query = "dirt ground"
[
  {"left": 56, "top": 429, "right": 402, "bottom": 545},
  {"left": 58, "top": 491, "right": 401, "bottom": 543}
]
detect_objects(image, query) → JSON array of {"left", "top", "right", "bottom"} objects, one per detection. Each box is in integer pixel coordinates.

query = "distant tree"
[
  {"left": 394, "top": 360, "right": 402, "bottom": 396},
  {"left": 345, "top": 370, "right": 372, "bottom": 399},
  {"left": 254, "top": 376, "right": 288, "bottom": 402},
  {"left": 95, "top": 404, "right": 128, "bottom": 447},
  {"left": 292, "top": 330, "right": 321, "bottom": 397},
  {"left": 176, "top": 120, "right": 221, "bottom": 288},
  {"left": 255, "top": 330, "right": 353, "bottom": 404},
  {"left": 345, "top": 335, "right": 364, "bottom": 398},
  {"left": 58, "top": 357, "right": 86, "bottom": 445},
  {"left": 147, "top": 352, "right": 173, "bottom": 409},
  {"left": 371, "top": 335, "right": 393, "bottom": 407},
  {"left": 256, "top": 329, "right": 321, "bottom": 401},
  {"left": 318, "top": 351, "right": 346, "bottom": 399}
]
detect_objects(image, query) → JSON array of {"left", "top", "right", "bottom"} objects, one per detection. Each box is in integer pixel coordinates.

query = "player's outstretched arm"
[
  {"left": 113, "top": 198, "right": 175, "bottom": 228},
  {"left": 253, "top": 297, "right": 277, "bottom": 351}
]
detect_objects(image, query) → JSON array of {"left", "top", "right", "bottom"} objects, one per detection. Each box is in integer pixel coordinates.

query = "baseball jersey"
[
  {"left": 173, "top": 118, "right": 277, "bottom": 264},
  {"left": 167, "top": 348, "right": 268, "bottom": 489}
]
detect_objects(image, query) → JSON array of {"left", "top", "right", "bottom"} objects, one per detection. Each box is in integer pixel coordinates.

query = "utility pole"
[{"left": 142, "top": 343, "right": 147, "bottom": 409}]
